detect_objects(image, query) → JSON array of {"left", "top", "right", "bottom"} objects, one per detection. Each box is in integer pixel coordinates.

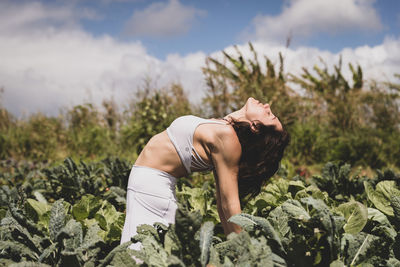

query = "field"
[
  {"left": 1, "top": 45, "right": 400, "bottom": 266},
  {"left": 0, "top": 158, "right": 399, "bottom": 266}
]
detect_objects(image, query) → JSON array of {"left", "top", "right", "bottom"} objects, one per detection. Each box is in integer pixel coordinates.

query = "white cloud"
[
  {"left": 0, "top": 1, "right": 398, "bottom": 118},
  {"left": 0, "top": 1, "right": 207, "bottom": 117},
  {"left": 0, "top": 31, "right": 153, "bottom": 116},
  {"left": 0, "top": 1, "right": 99, "bottom": 36},
  {"left": 243, "top": 0, "right": 383, "bottom": 43},
  {"left": 222, "top": 37, "right": 400, "bottom": 90},
  {"left": 123, "top": 0, "right": 206, "bottom": 38}
]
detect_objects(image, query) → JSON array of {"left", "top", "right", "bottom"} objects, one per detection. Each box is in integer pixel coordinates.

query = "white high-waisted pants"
[{"left": 120, "top": 165, "right": 178, "bottom": 250}]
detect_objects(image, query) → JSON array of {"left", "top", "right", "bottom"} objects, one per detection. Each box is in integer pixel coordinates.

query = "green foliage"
[
  {"left": 0, "top": 112, "right": 64, "bottom": 161},
  {"left": 41, "top": 157, "right": 107, "bottom": 203},
  {"left": 286, "top": 120, "right": 331, "bottom": 164},
  {"left": 1, "top": 45, "right": 400, "bottom": 170},
  {"left": 199, "top": 221, "right": 214, "bottom": 266},
  {"left": 49, "top": 199, "right": 67, "bottom": 242},
  {"left": 176, "top": 181, "right": 219, "bottom": 224},
  {"left": 1, "top": 44, "right": 400, "bottom": 265},
  {"left": 66, "top": 103, "right": 114, "bottom": 159},
  {"left": 1, "top": 160, "right": 400, "bottom": 266},
  {"left": 121, "top": 83, "right": 192, "bottom": 156},
  {"left": 335, "top": 201, "right": 368, "bottom": 234},
  {"left": 0, "top": 192, "right": 123, "bottom": 266},
  {"left": 36, "top": 157, "right": 131, "bottom": 208},
  {"left": 309, "top": 162, "right": 367, "bottom": 202},
  {"left": 291, "top": 58, "right": 364, "bottom": 132},
  {"left": 202, "top": 43, "right": 299, "bottom": 125},
  {"left": 364, "top": 180, "right": 400, "bottom": 216}
]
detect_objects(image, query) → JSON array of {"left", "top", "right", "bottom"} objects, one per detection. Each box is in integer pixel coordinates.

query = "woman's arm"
[
  {"left": 211, "top": 128, "right": 242, "bottom": 235},
  {"left": 213, "top": 170, "right": 241, "bottom": 235}
]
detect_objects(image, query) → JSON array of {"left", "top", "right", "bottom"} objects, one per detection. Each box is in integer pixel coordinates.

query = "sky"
[{"left": 0, "top": 0, "right": 399, "bottom": 117}]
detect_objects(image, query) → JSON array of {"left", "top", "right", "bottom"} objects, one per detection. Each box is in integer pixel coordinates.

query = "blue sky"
[
  {"left": 73, "top": 0, "right": 400, "bottom": 58},
  {"left": 0, "top": 0, "right": 399, "bottom": 116},
  {"left": 80, "top": 0, "right": 284, "bottom": 59},
  {"left": 69, "top": 0, "right": 399, "bottom": 58}
]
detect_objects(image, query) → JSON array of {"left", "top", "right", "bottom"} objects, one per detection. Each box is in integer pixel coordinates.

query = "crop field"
[
  {"left": 1, "top": 45, "right": 399, "bottom": 266},
  {"left": 0, "top": 158, "right": 399, "bottom": 266},
  {"left": 0, "top": 159, "right": 400, "bottom": 266}
]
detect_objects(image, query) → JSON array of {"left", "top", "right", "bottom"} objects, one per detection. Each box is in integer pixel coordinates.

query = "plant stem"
[{"left": 350, "top": 234, "right": 369, "bottom": 266}]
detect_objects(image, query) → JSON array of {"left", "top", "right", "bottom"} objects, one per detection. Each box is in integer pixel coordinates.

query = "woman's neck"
[{"left": 224, "top": 108, "right": 245, "bottom": 121}]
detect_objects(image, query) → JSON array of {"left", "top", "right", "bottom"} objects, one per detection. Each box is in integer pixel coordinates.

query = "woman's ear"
[{"left": 250, "top": 122, "right": 260, "bottom": 133}]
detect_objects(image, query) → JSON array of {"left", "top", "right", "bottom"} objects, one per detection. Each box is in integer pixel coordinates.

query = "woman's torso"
[{"left": 134, "top": 116, "right": 229, "bottom": 178}]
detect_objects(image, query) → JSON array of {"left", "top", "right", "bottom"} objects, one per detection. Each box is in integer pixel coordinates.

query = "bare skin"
[{"left": 135, "top": 97, "right": 282, "bottom": 235}]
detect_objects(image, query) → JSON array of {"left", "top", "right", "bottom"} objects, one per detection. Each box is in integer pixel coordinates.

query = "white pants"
[{"left": 120, "top": 165, "right": 178, "bottom": 250}]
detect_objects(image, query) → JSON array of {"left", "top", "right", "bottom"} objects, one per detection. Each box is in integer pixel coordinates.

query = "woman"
[{"left": 120, "top": 97, "right": 290, "bottom": 250}]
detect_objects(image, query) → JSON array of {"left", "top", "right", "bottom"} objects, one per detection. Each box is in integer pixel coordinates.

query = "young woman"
[{"left": 120, "top": 97, "right": 290, "bottom": 250}]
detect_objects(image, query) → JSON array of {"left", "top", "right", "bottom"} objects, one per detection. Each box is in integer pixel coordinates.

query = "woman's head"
[
  {"left": 238, "top": 97, "right": 283, "bottom": 132},
  {"left": 227, "top": 98, "right": 290, "bottom": 200}
]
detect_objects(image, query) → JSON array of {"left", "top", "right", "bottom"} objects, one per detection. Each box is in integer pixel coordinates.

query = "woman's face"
[{"left": 243, "top": 97, "right": 283, "bottom": 131}]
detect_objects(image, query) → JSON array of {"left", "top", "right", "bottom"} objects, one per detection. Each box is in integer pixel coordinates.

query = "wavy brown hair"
[{"left": 229, "top": 119, "right": 290, "bottom": 201}]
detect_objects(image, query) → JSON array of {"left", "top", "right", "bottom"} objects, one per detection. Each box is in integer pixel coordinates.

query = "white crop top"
[{"left": 166, "top": 115, "right": 227, "bottom": 174}]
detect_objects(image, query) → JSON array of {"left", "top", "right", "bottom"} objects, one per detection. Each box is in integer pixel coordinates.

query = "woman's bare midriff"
[
  {"left": 135, "top": 123, "right": 219, "bottom": 178},
  {"left": 134, "top": 131, "right": 187, "bottom": 178}
]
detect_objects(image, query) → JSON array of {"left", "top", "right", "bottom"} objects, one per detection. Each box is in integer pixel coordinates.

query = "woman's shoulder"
[{"left": 203, "top": 122, "right": 240, "bottom": 151}]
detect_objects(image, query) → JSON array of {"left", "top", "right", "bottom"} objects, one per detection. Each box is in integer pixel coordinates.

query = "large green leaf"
[
  {"left": 72, "top": 194, "right": 102, "bottom": 221},
  {"left": 391, "top": 195, "right": 400, "bottom": 222},
  {"left": 215, "top": 231, "right": 274, "bottom": 266},
  {"left": 246, "top": 179, "right": 292, "bottom": 210},
  {"left": 139, "top": 236, "right": 170, "bottom": 267},
  {"left": 177, "top": 186, "right": 206, "bottom": 214},
  {"left": 0, "top": 217, "right": 41, "bottom": 256},
  {"left": 228, "top": 213, "right": 258, "bottom": 231},
  {"left": 99, "top": 241, "right": 134, "bottom": 267},
  {"left": 364, "top": 181, "right": 400, "bottom": 216},
  {"left": 336, "top": 201, "right": 368, "bottom": 234},
  {"left": 94, "top": 201, "right": 123, "bottom": 232},
  {"left": 49, "top": 199, "right": 66, "bottom": 242},
  {"left": 267, "top": 206, "right": 290, "bottom": 238},
  {"left": 294, "top": 185, "right": 328, "bottom": 202},
  {"left": 288, "top": 180, "right": 306, "bottom": 191},
  {"left": 229, "top": 213, "right": 286, "bottom": 256},
  {"left": 176, "top": 184, "right": 218, "bottom": 221},
  {"left": 61, "top": 219, "right": 83, "bottom": 252},
  {"left": 81, "top": 222, "right": 104, "bottom": 248},
  {"left": 253, "top": 192, "right": 280, "bottom": 208},
  {"left": 164, "top": 224, "right": 181, "bottom": 255},
  {"left": 109, "top": 250, "right": 140, "bottom": 267},
  {"left": 281, "top": 199, "right": 311, "bottom": 221},
  {"left": 367, "top": 208, "right": 391, "bottom": 226},
  {"left": 265, "top": 178, "right": 291, "bottom": 199},
  {"left": 106, "top": 213, "right": 125, "bottom": 242},
  {"left": 199, "top": 221, "right": 214, "bottom": 267},
  {"left": 0, "top": 240, "right": 39, "bottom": 262},
  {"left": 25, "top": 199, "right": 51, "bottom": 227}
]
